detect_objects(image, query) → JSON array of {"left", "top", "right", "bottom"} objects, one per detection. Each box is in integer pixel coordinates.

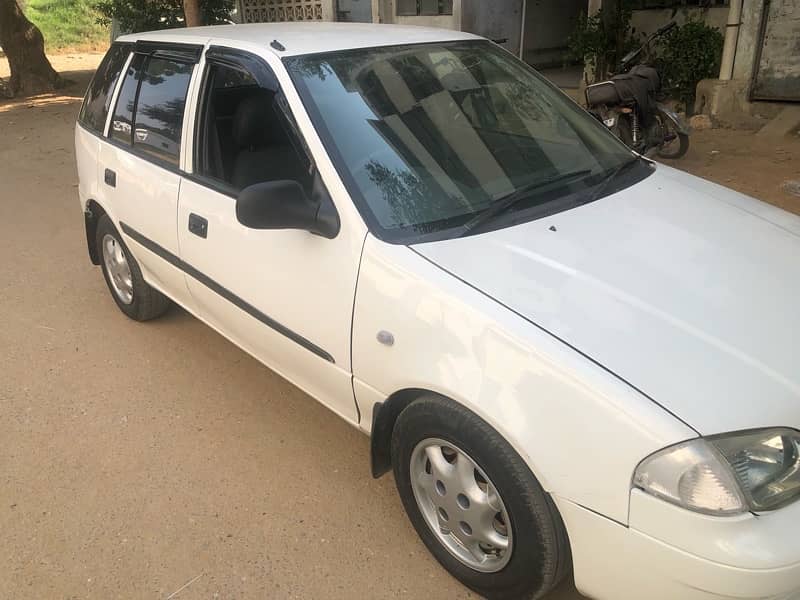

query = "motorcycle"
[{"left": 585, "top": 21, "right": 690, "bottom": 159}]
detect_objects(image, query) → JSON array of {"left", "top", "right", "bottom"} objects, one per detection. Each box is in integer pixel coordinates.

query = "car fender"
[{"left": 352, "top": 235, "right": 695, "bottom": 524}]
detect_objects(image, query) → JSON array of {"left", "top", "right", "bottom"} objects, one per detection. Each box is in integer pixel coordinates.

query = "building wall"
[
  {"left": 732, "top": 0, "right": 763, "bottom": 81},
  {"left": 336, "top": 0, "right": 373, "bottom": 21},
  {"left": 394, "top": 14, "right": 460, "bottom": 28},
  {"left": 461, "top": 0, "right": 524, "bottom": 55},
  {"left": 629, "top": 6, "right": 728, "bottom": 38},
  {"left": 236, "top": 0, "right": 335, "bottom": 23},
  {"left": 377, "top": 0, "right": 461, "bottom": 29}
]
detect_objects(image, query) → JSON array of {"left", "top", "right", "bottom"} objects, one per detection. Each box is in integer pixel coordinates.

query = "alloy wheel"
[
  {"left": 409, "top": 437, "right": 513, "bottom": 572},
  {"left": 102, "top": 233, "right": 133, "bottom": 305}
]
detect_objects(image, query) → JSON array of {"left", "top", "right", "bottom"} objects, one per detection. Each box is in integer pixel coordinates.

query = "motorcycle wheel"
[{"left": 655, "top": 111, "right": 689, "bottom": 159}]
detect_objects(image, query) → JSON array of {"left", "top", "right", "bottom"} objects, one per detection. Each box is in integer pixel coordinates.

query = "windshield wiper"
[
  {"left": 459, "top": 169, "right": 592, "bottom": 236},
  {"left": 584, "top": 156, "right": 642, "bottom": 206}
]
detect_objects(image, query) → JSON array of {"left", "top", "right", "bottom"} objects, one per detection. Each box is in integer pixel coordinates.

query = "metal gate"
[{"left": 750, "top": 0, "right": 800, "bottom": 102}]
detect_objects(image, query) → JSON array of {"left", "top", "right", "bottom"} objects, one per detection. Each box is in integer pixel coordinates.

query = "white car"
[{"left": 75, "top": 23, "right": 800, "bottom": 600}]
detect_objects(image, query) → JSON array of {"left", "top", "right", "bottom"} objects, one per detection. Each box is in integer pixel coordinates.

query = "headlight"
[{"left": 633, "top": 428, "right": 800, "bottom": 515}]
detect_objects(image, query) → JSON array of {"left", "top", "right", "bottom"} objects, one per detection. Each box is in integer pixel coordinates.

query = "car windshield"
[{"left": 285, "top": 40, "right": 640, "bottom": 243}]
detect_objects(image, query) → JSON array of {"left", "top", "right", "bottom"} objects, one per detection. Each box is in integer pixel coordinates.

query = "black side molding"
[{"left": 119, "top": 222, "right": 334, "bottom": 364}]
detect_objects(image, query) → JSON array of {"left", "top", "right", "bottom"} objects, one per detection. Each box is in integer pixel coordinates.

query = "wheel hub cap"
[
  {"left": 102, "top": 233, "right": 133, "bottom": 305},
  {"left": 410, "top": 438, "right": 513, "bottom": 572}
]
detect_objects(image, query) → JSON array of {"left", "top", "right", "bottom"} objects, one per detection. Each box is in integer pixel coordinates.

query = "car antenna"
[{"left": 270, "top": 39, "right": 286, "bottom": 52}]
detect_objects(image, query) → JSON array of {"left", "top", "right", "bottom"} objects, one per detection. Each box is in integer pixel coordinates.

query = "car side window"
[
  {"left": 79, "top": 43, "right": 131, "bottom": 134},
  {"left": 132, "top": 57, "right": 194, "bottom": 167},
  {"left": 109, "top": 53, "right": 194, "bottom": 168},
  {"left": 194, "top": 60, "right": 312, "bottom": 193},
  {"left": 110, "top": 53, "right": 145, "bottom": 146}
]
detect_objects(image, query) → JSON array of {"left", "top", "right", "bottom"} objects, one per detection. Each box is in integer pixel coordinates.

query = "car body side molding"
[{"left": 119, "top": 222, "right": 335, "bottom": 364}]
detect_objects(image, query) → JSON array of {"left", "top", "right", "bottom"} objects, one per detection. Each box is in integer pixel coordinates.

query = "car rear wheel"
[
  {"left": 96, "top": 215, "right": 171, "bottom": 321},
  {"left": 391, "top": 395, "right": 571, "bottom": 599}
]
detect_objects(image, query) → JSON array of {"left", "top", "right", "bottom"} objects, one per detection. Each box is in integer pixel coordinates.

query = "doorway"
[{"left": 521, "top": 0, "right": 586, "bottom": 90}]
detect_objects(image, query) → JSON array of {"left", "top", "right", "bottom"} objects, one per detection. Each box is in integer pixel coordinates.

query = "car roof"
[{"left": 116, "top": 22, "right": 481, "bottom": 57}]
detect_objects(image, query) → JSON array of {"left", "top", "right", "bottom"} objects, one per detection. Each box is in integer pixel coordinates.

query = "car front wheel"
[{"left": 391, "top": 395, "right": 571, "bottom": 599}]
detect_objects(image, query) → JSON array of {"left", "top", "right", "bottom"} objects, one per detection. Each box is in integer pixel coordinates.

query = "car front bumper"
[{"left": 556, "top": 491, "right": 800, "bottom": 600}]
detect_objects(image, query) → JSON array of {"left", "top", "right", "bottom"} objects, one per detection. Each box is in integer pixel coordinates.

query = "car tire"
[
  {"left": 96, "top": 214, "right": 171, "bottom": 321},
  {"left": 391, "top": 395, "right": 571, "bottom": 599}
]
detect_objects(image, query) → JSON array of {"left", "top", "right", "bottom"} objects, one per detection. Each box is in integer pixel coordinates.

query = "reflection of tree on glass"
[
  {"left": 138, "top": 98, "right": 186, "bottom": 143},
  {"left": 132, "top": 58, "right": 194, "bottom": 166},
  {"left": 364, "top": 159, "right": 464, "bottom": 233}
]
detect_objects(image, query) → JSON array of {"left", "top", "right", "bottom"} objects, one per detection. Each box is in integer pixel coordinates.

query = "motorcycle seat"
[{"left": 585, "top": 65, "right": 661, "bottom": 109}]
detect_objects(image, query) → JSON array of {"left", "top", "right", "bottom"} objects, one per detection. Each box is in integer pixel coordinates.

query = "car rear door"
[{"left": 97, "top": 43, "right": 201, "bottom": 308}]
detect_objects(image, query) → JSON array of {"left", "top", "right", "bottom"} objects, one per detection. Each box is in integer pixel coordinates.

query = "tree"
[
  {"left": 655, "top": 19, "right": 723, "bottom": 113},
  {"left": 568, "top": 3, "right": 637, "bottom": 83},
  {"left": 0, "top": 0, "right": 62, "bottom": 96},
  {"left": 95, "top": 0, "right": 233, "bottom": 34},
  {"left": 183, "top": 0, "right": 202, "bottom": 26}
]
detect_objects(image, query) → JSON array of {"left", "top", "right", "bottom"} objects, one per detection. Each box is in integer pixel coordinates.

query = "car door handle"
[
  {"left": 188, "top": 213, "right": 208, "bottom": 239},
  {"left": 104, "top": 168, "right": 116, "bottom": 187}
]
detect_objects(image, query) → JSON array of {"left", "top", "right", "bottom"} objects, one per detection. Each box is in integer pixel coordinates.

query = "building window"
[{"left": 397, "top": 0, "right": 453, "bottom": 16}]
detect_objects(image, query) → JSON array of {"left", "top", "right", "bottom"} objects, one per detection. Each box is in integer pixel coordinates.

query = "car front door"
[
  {"left": 176, "top": 47, "right": 366, "bottom": 423},
  {"left": 98, "top": 45, "right": 200, "bottom": 309}
]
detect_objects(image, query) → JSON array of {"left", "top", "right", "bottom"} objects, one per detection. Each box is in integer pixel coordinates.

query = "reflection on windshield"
[{"left": 287, "top": 41, "right": 633, "bottom": 241}]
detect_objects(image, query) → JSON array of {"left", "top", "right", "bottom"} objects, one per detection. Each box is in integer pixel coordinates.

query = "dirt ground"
[{"left": 1, "top": 54, "right": 799, "bottom": 600}]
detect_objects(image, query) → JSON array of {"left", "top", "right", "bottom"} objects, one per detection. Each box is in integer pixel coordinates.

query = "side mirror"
[{"left": 236, "top": 180, "right": 339, "bottom": 239}]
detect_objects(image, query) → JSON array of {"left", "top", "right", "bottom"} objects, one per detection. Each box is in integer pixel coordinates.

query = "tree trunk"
[
  {"left": 0, "top": 0, "right": 61, "bottom": 96},
  {"left": 183, "top": 0, "right": 203, "bottom": 27}
]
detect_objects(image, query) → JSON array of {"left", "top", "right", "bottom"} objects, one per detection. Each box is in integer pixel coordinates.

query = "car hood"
[{"left": 412, "top": 164, "right": 800, "bottom": 435}]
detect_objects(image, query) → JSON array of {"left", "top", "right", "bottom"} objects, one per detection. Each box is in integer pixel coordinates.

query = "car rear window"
[{"left": 78, "top": 43, "right": 131, "bottom": 134}]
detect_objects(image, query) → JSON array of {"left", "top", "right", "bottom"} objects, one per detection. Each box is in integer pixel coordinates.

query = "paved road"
[{"left": 0, "top": 61, "right": 582, "bottom": 599}]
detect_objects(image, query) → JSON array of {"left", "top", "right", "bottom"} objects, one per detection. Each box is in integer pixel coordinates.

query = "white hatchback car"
[{"left": 75, "top": 23, "right": 800, "bottom": 600}]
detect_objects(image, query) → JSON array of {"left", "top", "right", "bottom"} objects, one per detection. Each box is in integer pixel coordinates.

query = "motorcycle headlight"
[{"left": 633, "top": 428, "right": 800, "bottom": 515}]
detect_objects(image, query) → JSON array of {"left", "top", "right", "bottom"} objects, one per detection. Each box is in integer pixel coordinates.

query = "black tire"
[
  {"left": 391, "top": 395, "right": 571, "bottom": 600},
  {"left": 655, "top": 110, "right": 689, "bottom": 159},
  {"left": 95, "top": 214, "right": 171, "bottom": 321},
  {"left": 657, "top": 132, "right": 689, "bottom": 159}
]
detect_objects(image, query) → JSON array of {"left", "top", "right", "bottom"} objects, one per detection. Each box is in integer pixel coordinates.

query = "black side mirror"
[{"left": 236, "top": 179, "right": 339, "bottom": 239}]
